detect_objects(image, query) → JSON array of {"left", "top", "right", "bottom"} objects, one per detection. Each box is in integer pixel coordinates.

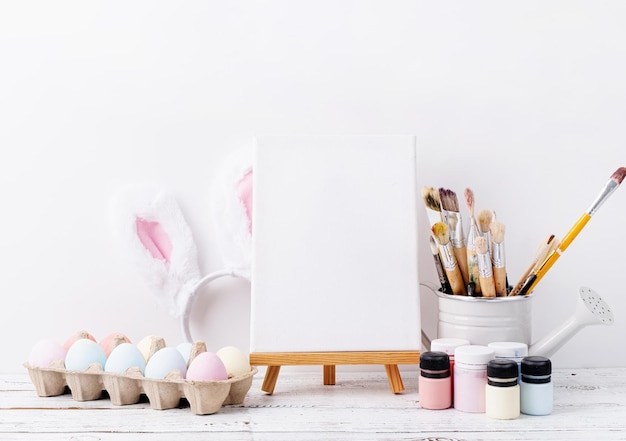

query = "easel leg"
[
  {"left": 384, "top": 364, "right": 404, "bottom": 394},
  {"left": 261, "top": 365, "right": 281, "bottom": 394},
  {"left": 323, "top": 365, "right": 336, "bottom": 385}
]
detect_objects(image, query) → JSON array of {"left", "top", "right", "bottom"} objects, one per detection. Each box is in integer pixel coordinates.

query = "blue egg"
[
  {"left": 176, "top": 342, "right": 193, "bottom": 365},
  {"left": 145, "top": 347, "right": 188, "bottom": 379},
  {"left": 65, "top": 338, "right": 107, "bottom": 371},
  {"left": 105, "top": 343, "right": 147, "bottom": 375}
]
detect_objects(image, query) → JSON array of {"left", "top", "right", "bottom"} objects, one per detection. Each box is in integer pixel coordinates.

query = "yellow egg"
[
  {"left": 216, "top": 346, "right": 251, "bottom": 377},
  {"left": 137, "top": 335, "right": 166, "bottom": 361}
]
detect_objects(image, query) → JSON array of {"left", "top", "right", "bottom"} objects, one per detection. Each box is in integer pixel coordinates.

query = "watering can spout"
[{"left": 528, "top": 286, "right": 614, "bottom": 357}]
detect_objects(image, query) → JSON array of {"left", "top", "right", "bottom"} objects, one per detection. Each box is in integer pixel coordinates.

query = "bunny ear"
[
  {"left": 135, "top": 217, "right": 173, "bottom": 263},
  {"left": 210, "top": 145, "right": 253, "bottom": 277},
  {"left": 111, "top": 184, "right": 202, "bottom": 318}
]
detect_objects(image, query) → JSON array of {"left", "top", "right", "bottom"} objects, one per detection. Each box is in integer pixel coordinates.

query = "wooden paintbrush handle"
[
  {"left": 439, "top": 243, "right": 466, "bottom": 295},
  {"left": 493, "top": 266, "right": 507, "bottom": 297},
  {"left": 479, "top": 274, "right": 497, "bottom": 298},
  {"left": 466, "top": 249, "right": 481, "bottom": 294},
  {"left": 453, "top": 246, "right": 470, "bottom": 286},
  {"left": 476, "top": 250, "right": 495, "bottom": 298},
  {"left": 445, "top": 266, "right": 467, "bottom": 296}
]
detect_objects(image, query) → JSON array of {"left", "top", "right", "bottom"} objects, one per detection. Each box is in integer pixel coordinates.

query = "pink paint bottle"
[
  {"left": 453, "top": 345, "right": 494, "bottom": 413},
  {"left": 419, "top": 351, "right": 451, "bottom": 410}
]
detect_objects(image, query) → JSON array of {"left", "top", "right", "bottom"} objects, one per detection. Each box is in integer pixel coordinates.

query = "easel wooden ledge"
[{"left": 249, "top": 351, "right": 421, "bottom": 394}]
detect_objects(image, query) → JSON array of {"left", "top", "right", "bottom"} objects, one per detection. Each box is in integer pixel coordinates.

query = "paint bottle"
[
  {"left": 520, "top": 356, "right": 553, "bottom": 415},
  {"left": 485, "top": 359, "right": 520, "bottom": 420},
  {"left": 430, "top": 338, "right": 470, "bottom": 404},
  {"left": 453, "top": 345, "right": 494, "bottom": 413},
  {"left": 488, "top": 341, "right": 528, "bottom": 382},
  {"left": 419, "top": 351, "right": 451, "bottom": 410}
]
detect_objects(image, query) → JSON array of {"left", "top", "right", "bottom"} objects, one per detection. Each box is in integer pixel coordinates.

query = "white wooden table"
[{"left": 1, "top": 367, "right": 625, "bottom": 440}]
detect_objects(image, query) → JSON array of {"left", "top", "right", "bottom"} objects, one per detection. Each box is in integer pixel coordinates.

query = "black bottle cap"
[
  {"left": 420, "top": 351, "right": 450, "bottom": 371},
  {"left": 487, "top": 359, "right": 518, "bottom": 379},
  {"left": 521, "top": 356, "right": 551, "bottom": 376}
]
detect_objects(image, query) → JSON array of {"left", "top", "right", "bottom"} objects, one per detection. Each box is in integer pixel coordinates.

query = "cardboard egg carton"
[{"left": 24, "top": 342, "right": 257, "bottom": 415}]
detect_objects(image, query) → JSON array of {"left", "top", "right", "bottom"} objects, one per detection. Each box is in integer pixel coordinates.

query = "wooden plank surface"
[{"left": 1, "top": 367, "right": 625, "bottom": 440}]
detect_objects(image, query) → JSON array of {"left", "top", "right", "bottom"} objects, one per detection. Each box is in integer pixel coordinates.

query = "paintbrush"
[
  {"left": 430, "top": 235, "right": 453, "bottom": 294},
  {"left": 477, "top": 209, "right": 495, "bottom": 255},
  {"left": 475, "top": 236, "right": 496, "bottom": 298},
  {"left": 521, "top": 166, "right": 626, "bottom": 295},
  {"left": 422, "top": 186, "right": 443, "bottom": 228},
  {"left": 517, "top": 236, "right": 561, "bottom": 296},
  {"left": 439, "top": 188, "right": 470, "bottom": 286},
  {"left": 432, "top": 221, "right": 467, "bottom": 295},
  {"left": 509, "top": 234, "right": 556, "bottom": 296},
  {"left": 464, "top": 188, "right": 481, "bottom": 295},
  {"left": 489, "top": 220, "right": 507, "bottom": 296}
]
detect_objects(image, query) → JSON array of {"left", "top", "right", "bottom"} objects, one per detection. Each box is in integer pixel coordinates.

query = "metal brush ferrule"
[
  {"left": 446, "top": 211, "right": 465, "bottom": 248},
  {"left": 588, "top": 179, "right": 619, "bottom": 215},
  {"left": 491, "top": 242, "right": 505, "bottom": 269},
  {"left": 439, "top": 244, "right": 457, "bottom": 271},
  {"left": 477, "top": 252, "right": 493, "bottom": 278}
]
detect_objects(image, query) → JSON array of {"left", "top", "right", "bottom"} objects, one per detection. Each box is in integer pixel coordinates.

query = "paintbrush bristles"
[
  {"left": 431, "top": 221, "right": 450, "bottom": 245},
  {"left": 464, "top": 188, "right": 475, "bottom": 217},
  {"left": 490, "top": 221, "right": 505, "bottom": 243},
  {"left": 611, "top": 167, "right": 626, "bottom": 184},
  {"left": 422, "top": 186, "right": 442, "bottom": 212},
  {"left": 439, "top": 188, "right": 460, "bottom": 212},
  {"left": 477, "top": 209, "right": 493, "bottom": 234}
]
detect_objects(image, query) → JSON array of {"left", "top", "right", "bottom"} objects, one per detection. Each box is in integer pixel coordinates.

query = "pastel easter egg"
[
  {"left": 144, "top": 347, "right": 187, "bottom": 379},
  {"left": 216, "top": 346, "right": 251, "bottom": 377},
  {"left": 65, "top": 338, "right": 107, "bottom": 371},
  {"left": 63, "top": 330, "right": 96, "bottom": 352},
  {"left": 137, "top": 335, "right": 166, "bottom": 362},
  {"left": 99, "top": 332, "right": 132, "bottom": 357},
  {"left": 104, "top": 343, "right": 146, "bottom": 375},
  {"left": 186, "top": 352, "right": 228, "bottom": 381},
  {"left": 28, "top": 339, "right": 67, "bottom": 368},
  {"left": 176, "top": 342, "right": 193, "bottom": 365}
]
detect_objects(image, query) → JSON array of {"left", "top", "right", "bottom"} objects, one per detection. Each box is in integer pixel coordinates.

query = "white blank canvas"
[{"left": 250, "top": 136, "right": 420, "bottom": 353}]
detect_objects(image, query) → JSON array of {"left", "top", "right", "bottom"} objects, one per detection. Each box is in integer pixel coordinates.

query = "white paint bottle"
[
  {"left": 485, "top": 359, "right": 520, "bottom": 420},
  {"left": 453, "top": 345, "right": 494, "bottom": 413},
  {"left": 488, "top": 341, "right": 528, "bottom": 382}
]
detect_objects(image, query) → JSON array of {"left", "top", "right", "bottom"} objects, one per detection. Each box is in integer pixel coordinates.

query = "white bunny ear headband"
[{"left": 111, "top": 148, "right": 253, "bottom": 342}]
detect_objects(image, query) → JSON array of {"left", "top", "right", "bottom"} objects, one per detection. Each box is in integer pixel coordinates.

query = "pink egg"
[
  {"left": 186, "top": 352, "right": 228, "bottom": 381},
  {"left": 99, "top": 332, "right": 132, "bottom": 357},
  {"left": 28, "top": 339, "right": 67, "bottom": 368},
  {"left": 63, "top": 330, "right": 96, "bottom": 352}
]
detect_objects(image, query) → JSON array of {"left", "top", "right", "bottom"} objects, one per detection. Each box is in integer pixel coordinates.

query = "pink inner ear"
[
  {"left": 237, "top": 168, "right": 253, "bottom": 234},
  {"left": 135, "top": 217, "right": 173, "bottom": 264}
]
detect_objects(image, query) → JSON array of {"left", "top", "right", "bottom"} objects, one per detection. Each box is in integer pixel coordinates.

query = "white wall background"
[{"left": 2, "top": 0, "right": 626, "bottom": 373}]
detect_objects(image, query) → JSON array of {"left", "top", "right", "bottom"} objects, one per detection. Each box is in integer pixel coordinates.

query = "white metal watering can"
[{"left": 420, "top": 282, "right": 614, "bottom": 357}]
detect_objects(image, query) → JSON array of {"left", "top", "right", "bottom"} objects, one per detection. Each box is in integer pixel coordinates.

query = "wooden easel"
[{"left": 250, "top": 351, "right": 420, "bottom": 394}]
